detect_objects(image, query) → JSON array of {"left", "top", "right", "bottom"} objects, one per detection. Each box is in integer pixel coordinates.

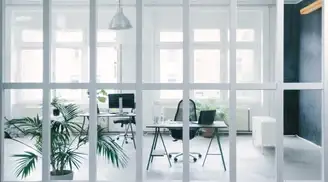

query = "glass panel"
[
  {"left": 236, "top": 29, "right": 255, "bottom": 42},
  {"left": 160, "top": 32, "right": 183, "bottom": 42},
  {"left": 50, "top": 89, "right": 88, "bottom": 181},
  {"left": 97, "top": 30, "right": 117, "bottom": 42},
  {"left": 54, "top": 48, "right": 82, "bottom": 83},
  {"left": 142, "top": 7, "right": 182, "bottom": 83},
  {"left": 160, "top": 49, "right": 183, "bottom": 83},
  {"left": 4, "top": 89, "right": 43, "bottom": 181},
  {"left": 22, "top": 30, "right": 43, "bottom": 42},
  {"left": 228, "top": 49, "right": 260, "bottom": 83},
  {"left": 228, "top": 29, "right": 256, "bottom": 42},
  {"left": 20, "top": 49, "right": 43, "bottom": 82},
  {"left": 51, "top": 10, "right": 87, "bottom": 83},
  {"left": 96, "top": 89, "right": 136, "bottom": 182},
  {"left": 191, "top": 90, "right": 229, "bottom": 181},
  {"left": 237, "top": 90, "right": 275, "bottom": 182},
  {"left": 97, "top": 7, "right": 136, "bottom": 83},
  {"left": 4, "top": 8, "right": 43, "bottom": 82},
  {"left": 193, "top": 49, "right": 221, "bottom": 83},
  {"left": 283, "top": 90, "right": 322, "bottom": 181},
  {"left": 143, "top": 90, "right": 184, "bottom": 182},
  {"left": 236, "top": 49, "right": 256, "bottom": 83},
  {"left": 194, "top": 29, "right": 220, "bottom": 42},
  {"left": 55, "top": 30, "right": 83, "bottom": 42},
  {"left": 97, "top": 47, "right": 118, "bottom": 83}
]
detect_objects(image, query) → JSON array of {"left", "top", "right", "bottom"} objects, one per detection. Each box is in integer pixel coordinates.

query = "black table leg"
[
  {"left": 202, "top": 133, "right": 214, "bottom": 167},
  {"left": 146, "top": 127, "right": 159, "bottom": 170},
  {"left": 215, "top": 128, "right": 226, "bottom": 171},
  {"left": 159, "top": 131, "right": 171, "bottom": 167},
  {"left": 129, "top": 121, "right": 136, "bottom": 149}
]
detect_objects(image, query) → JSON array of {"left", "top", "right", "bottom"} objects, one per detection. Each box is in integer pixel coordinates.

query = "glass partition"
[{"left": 4, "top": 89, "right": 43, "bottom": 181}]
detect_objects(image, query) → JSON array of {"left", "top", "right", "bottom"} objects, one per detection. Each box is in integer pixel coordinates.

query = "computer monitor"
[{"left": 108, "top": 93, "right": 135, "bottom": 109}]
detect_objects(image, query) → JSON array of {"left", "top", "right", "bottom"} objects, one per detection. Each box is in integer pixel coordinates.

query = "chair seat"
[{"left": 114, "top": 118, "right": 136, "bottom": 125}]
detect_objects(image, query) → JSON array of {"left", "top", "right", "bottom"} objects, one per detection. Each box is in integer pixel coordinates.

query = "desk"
[
  {"left": 78, "top": 112, "right": 136, "bottom": 148},
  {"left": 146, "top": 121, "right": 227, "bottom": 170}
]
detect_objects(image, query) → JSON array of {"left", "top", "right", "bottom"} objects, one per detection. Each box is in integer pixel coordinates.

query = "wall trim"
[{"left": 296, "top": 135, "right": 322, "bottom": 148}]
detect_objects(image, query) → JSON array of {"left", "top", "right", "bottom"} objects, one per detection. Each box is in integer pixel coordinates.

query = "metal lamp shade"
[{"left": 109, "top": 8, "right": 132, "bottom": 30}]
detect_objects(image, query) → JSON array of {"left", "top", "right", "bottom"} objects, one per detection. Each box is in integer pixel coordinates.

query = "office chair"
[
  {"left": 114, "top": 108, "right": 136, "bottom": 148},
  {"left": 168, "top": 99, "right": 202, "bottom": 162}
]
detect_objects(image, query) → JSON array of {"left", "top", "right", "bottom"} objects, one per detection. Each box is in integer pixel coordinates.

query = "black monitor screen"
[{"left": 108, "top": 93, "right": 135, "bottom": 109}]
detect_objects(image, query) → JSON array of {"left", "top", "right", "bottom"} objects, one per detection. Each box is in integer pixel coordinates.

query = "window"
[
  {"left": 97, "top": 47, "right": 118, "bottom": 83},
  {"left": 237, "top": 29, "right": 255, "bottom": 42},
  {"left": 194, "top": 90, "right": 220, "bottom": 99},
  {"left": 22, "top": 30, "right": 43, "bottom": 42},
  {"left": 19, "top": 90, "right": 43, "bottom": 103},
  {"left": 160, "top": 49, "right": 182, "bottom": 83},
  {"left": 160, "top": 32, "right": 183, "bottom": 42},
  {"left": 228, "top": 29, "right": 255, "bottom": 42},
  {"left": 97, "top": 30, "right": 116, "bottom": 42},
  {"left": 194, "top": 49, "right": 221, "bottom": 99},
  {"left": 56, "top": 30, "right": 83, "bottom": 42},
  {"left": 194, "top": 49, "right": 220, "bottom": 83},
  {"left": 20, "top": 49, "right": 43, "bottom": 82},
  {"left": 236, "top": 49, "right": 255, "bottom": 83},
  {"left": 54, "top": 48, "right": 82, "bottom": 83},
  {"left": 194, "top": 29, "right": 220, "bottom": 42}
]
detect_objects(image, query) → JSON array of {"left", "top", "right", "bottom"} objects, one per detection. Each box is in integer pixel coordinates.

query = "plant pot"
[
  {"left": 50, "top": 170, "right": 74, "bottom": 180},
  {"left": 53, "top": 108, "right": 60, "bottom": 116}
]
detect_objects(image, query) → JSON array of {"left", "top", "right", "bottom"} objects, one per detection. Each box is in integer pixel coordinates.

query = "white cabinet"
[{"left": 252, "top": 116, "right": 276, "bottom": 152}]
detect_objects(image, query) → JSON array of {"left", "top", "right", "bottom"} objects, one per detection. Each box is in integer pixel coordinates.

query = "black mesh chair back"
[
  {"left": 173, "top": 99, "right": 198, "bottom": 121},
  {"left": 170, "top": 99, "right": 198, "bottom": 140}
]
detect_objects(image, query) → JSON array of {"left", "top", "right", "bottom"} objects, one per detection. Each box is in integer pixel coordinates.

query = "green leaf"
[
  {"left": 12, "top": 151, "right": 38, "bottom": 179},
  {"left": 97, "top": 125, "right": 129, "bottom": 168},
  {"left": 97, "top": 96, "right": 107, "bottom": 103}
]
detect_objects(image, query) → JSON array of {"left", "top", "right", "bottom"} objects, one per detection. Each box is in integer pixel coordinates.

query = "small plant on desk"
[{"left": 87, "top": 89, "right": 108, "bottom": 113}]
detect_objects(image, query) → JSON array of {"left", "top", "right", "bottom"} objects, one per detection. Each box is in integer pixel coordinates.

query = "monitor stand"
[{"left": 119, "top": 97, "right": 123, "bottom": 115}]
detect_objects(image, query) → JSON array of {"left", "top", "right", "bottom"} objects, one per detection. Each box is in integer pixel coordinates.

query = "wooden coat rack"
[{"left": 300, "top": 0, "right": 322, "bottom": 15}]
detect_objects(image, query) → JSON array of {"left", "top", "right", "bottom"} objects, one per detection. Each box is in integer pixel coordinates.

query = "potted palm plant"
[{"left": 4, "top": 97, "right": 128, "bottom": 180}]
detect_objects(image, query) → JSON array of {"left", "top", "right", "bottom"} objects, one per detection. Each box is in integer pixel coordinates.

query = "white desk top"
[
  {"left": 78, "top": 112, "right": 135, "bottom": 117},
  {"left": 146, "top": 121, "right": 227, "bottom": 129}
]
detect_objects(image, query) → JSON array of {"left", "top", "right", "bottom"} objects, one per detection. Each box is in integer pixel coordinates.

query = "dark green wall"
[
  {"left": 283, "top": 0, "right": 322, "bottom": 145},
  {"left": 284, "top": 5, "right": 300, "bottom": 135},
  {"left": 298, "top": 0, "right": 322, "bottom": 146}
]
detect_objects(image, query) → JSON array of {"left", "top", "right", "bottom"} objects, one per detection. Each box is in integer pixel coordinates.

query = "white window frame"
[
  {"left": 155, "top": 8, "right": 268, "bottom": 102},
  {"left": 9, "top": 13, "right": 120, "bottom": 104}
]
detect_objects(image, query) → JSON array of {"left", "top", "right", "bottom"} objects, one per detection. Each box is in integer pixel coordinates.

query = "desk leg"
[
  {"left": 129, "top": 121, "right": 136, "bottom": 149},
  {"left": 151, "top": 129, "right": 159, "bottom": 162},
  {"left": 158, "top": 131, "right": 171, "bottom": 167},
  {"left": 202, "top": 134, "right": 214, "bottom": 167},
  {"left": 146, "top": 128, "right": 159, "bottom": 170},
  {"left": 215, "top": 128, "right": 226, "bottom": 171}
]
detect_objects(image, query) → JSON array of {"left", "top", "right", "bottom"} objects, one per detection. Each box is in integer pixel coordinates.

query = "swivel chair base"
[{"left": 168, "top": 152, "right": 202, "bottom": 162}]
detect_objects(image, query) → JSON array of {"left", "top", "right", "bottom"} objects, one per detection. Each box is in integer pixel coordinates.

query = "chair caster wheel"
[
  {"left": 174, "top": 158, "right": 178, "bottom": 162},
  {"left": 193, "top": 158, "right": 197, "bottom": 162},
  {"left": 198, "top": 154, "right": 202, "bottom": 158},
  {"left": 125, "top": 141, "right": 128, "bottom": 144},
  {"left": 116, "top": 137, "right": 119, "bottom": 140},
  {"left": 169, "top": 154, "right": 172, "bottom": 158}
]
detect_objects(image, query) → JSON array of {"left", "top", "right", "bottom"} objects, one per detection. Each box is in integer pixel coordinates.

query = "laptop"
[{"left": 198, "top": 110, "right": 216, "bottom": 125}]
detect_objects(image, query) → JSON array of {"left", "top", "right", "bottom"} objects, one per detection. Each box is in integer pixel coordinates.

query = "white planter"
[{"left": 50, "top": 170, "right": 74, "bottom": 180}]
